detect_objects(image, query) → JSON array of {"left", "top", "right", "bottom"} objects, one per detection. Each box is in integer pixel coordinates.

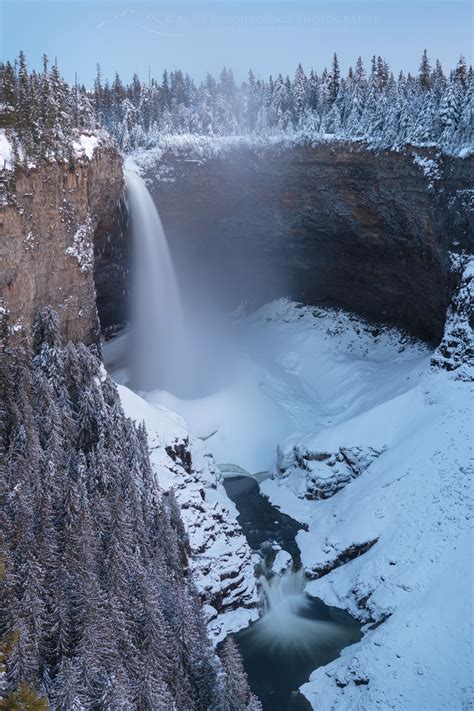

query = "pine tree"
[
  {"left": 439, "top": 78, "right": 462, "bottom": 142},
  {"left": 419, "top": 49, "right": 432, "bottom": 90},
  {"left": 93, "top": 63, "right": 103, "bottom": 117},
  {"left": 220, "top": 637, "right": 262, "bottom": 711},
  {"left": 0, "top": 61, "right": 16, "bottom": 128},
  {"left": 328, "top": 53, "right": 340, "bottom": 105},
  {"left": 455, "top": 55, "right": 468, "bottom": 88},
  {"left": 3, "top": 310, "right": 254, "bottom": 710},
  {"left": 293, "top": 63, "right": 307, "bottom": 123},
  {"left": 0, "top": 682, "right": 49, "bottom": 710},
  {"left": 16, "top": 51, "right": 32, "bottom": 162}
]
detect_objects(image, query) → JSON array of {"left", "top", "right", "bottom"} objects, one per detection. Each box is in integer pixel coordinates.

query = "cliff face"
[
  {"left": 0, "top": 144, "right": 125, "bottom": 346},
  {"left": 143, "top": 143, "right": 472, "bottom": 342}
]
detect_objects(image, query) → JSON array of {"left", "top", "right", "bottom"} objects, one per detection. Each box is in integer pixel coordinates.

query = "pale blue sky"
[{"left": 1, "top": 0, "right": 472, "bottom": 86}]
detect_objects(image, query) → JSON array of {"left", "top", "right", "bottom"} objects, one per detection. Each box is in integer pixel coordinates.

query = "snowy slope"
[
  {"left": 146, "top": 300, "right": 430, "bottom": 476},
  {"left": 110, "top": 296, "right": 472, "bottom": 707},
  {"left": 258, "top": 304, "right": 473, "bottom": 710},
  {"left": 117, "top": 384, "right": 259, "bottom": 643},
  {"left": 0, "top": 129, "right": 13, "bottom": 170},
  {"left": 0, "top": 128, "right": 111, "bottom": 172}
]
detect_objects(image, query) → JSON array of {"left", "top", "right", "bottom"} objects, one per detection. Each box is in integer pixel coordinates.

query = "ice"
[
  {"left": 108, "top": 299, "right": 472, "bottom": 706},
  {"left": 0, "top": 129, "right": 13, "bottom": 170}
]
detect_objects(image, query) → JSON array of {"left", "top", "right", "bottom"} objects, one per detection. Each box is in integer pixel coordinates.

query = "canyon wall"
[
  {"left": 143, "top": 143, "right": 472, "bottom": 342},
  {"left": 0, "top": 143, "right": 125, "bottom": 347},
  {"left": 2, "top": 140, "right": 470, "bottom": 349}
]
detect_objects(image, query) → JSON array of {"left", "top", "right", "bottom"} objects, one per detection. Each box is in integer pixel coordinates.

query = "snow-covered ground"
[
  {"left": 0, "top": 128, "right": 13, "bottom": 171},
  {"left": 0, "top": 128, "right": 111, "bottom": 172},
  {"left": 114, "top": 381, "right": 259, "bottom": 643},
  {"left": 107, "top": 297, "right": 472, "bottom": 708}
]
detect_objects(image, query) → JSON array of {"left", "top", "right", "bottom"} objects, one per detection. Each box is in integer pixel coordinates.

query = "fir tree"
[
  {"left": 419, "top": 49, "right": 432, "bottom": 90},
  {"left": 2, "top": 309, "right": 254, "bottom": 710},
  {"left": 328, "top": 53, "right": 340, "bottom": 104},
  {"left": 220, "top": 637, "right": 262, "bottom": 711}
]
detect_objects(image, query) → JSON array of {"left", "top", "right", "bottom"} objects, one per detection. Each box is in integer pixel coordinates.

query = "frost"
[
  {"left": 0, "top": 129, "right": 13, "bottom": 170},
  {"left": 412, "top": 153, "right": 442, "bottom": 188},
  {"left": 432, "top": 255, "right": 474, "bottom": 380},
  {"left": 23, "top": 230, "right": 37, "bottom": 251},
  {"left": 65, "top": 215, "right": 94, "bottom": 272},
  {"left": 73, "top": 133, "right": 99, "bottom": 160},
  {"left": 8, "top": 320, "right": 24, "bottom": 334},
  {"left": 115, "top": 379, "right": 259, "bottom": 643}
]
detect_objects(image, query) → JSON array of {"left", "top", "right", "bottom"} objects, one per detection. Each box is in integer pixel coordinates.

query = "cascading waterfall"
[
  {"left": 254, "top": 564, "right": 348, "bottom": 655},
  {"left": 125, "top": 169, "right": 192, "bottom": 393},
  {"left": 223, "top": 475, "right": 362, "bottom": 710}
]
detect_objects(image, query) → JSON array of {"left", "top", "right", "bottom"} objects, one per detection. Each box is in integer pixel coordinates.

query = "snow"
[
  {"left": 251, "top": 307, "right": 472, "bottom": 710},
  {"left": 145, "top": 300, "right": 430, "bottom": 475},
  {"left": 64, "top": 215, "right": 94, "bottom": 272},
  {"left": 109, "top": 298, "right": 472, "bottom": 707},
  {"left": 73, "top": 133, "right": 99, "bottom": 160},
  {"left": 272, "top": 549, "right": 293, "bottom": 576},
  {"left": 412, "top": 152, "right": 442, "bottom": 188},
  {"left": 116, "top": 382, "right": 259, "bottom": 643},
  {"left": 130, "top": 133, "right": 348, "bottom": 174},
  {"left": 0, "top": 129, "right": 13, "bottom": 170}
]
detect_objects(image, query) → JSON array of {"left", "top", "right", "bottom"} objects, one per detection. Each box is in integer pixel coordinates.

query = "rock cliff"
[
  {"left": 140, "top": 142, "right": 472, "bottom": 342},
  {"left": 0, "top": 140, "right": 125, "bottom": 347}
]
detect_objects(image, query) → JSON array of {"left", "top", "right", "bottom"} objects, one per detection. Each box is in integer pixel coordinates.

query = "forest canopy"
[{"left": 0, "top": 49, "right": 472, "bottom": 165}]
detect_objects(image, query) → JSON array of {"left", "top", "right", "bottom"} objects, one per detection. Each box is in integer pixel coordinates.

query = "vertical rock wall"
[
  {"left": 0, "top": 146, "right": 125, "bottom": 347},
  {"left": 143, "top": 144, "right": 472, "bottom": 342}
]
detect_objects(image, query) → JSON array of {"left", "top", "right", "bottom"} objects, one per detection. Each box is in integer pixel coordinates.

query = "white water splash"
[
  {"left": 126, "top": 169, "right": 191, "bottom": 392},
  {"left": 249, "top": 566, "right": 348, "bottom": 655}
]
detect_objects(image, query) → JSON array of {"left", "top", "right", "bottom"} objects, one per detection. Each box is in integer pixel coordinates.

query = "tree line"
[
  {"left": 0, "top": 49, "right": 472, "bottom": 164},
  {"left": 0, "top": 307, "right": 261, "bottom": 710}
]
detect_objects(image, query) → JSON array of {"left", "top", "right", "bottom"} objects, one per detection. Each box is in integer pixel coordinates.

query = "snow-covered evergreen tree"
[
  {"left": 0, "top": 50, "right": 472, "bottom": 167},
  {"left": 1, "top": 309, "right": 246, "bottom": 710}
]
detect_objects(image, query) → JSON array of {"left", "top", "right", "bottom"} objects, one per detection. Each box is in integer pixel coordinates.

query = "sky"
[{"left": 1, "top": 0, "right": 472, "bottom": 86}]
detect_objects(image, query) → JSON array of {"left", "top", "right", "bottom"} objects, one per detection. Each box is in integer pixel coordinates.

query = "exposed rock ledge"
[
  {"left": 117, "top": 383, "right": 259, "bottom": 643},
  {"left": 0, "top": 136, "right": 125, "bottom": 347},
  {"left": 137, "top": 142, "right": 473, "bottom": 343},
  {"left": 276, "top": 441, "right": 385, "bottom": 500}
]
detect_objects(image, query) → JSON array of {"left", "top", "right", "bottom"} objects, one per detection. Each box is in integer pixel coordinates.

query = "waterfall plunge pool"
[
  {"left": 121, "top": 168, "right": 368, "bottom": 709},
  {"left": 223, "top": 476, "right": 362, "bottom": 711}
]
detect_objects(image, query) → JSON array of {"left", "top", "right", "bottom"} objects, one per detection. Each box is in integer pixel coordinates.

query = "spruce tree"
[
  {"left": 419, "top": 49, "right": 432, "bottom": 90},
  {"left": 328, "top": 53, "right": 340, "bottom": 104}
]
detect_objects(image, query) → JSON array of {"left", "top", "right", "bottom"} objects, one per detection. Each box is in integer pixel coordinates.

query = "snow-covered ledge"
[
  {"left": 118, "top": 384, "right": 259, "bottom": 643},
  {"left": 261, "top": 311, "right": 473, "bottom": 709}
]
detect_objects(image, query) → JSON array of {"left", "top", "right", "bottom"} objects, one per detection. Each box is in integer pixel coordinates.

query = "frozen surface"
[
  {"left": 108, "top": 299, "right": 472, "bottom": 707},
  {"left": 146, "top": 299, "right": 430, "bottom": 476},
  {"left": 72, "top": 133, "right": 100, "bottom": 159},
  {"left": 117, "top": 383, "right": 259, "bottom": 643},
  {"left": 0, "top": 129, "right": 13, "bottom": 171}
]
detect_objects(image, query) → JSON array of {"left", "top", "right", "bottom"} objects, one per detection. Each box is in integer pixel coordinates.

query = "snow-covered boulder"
[
  {"left": 276, "top": 439, "right": 385, "bottom": 499},
  {"left": 271, "top": 549, "right": 293, "bottom": 576}
]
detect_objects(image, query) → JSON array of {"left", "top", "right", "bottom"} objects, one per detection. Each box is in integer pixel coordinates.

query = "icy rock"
[
  {"left": 272, "top": 549, "right": 293, "bottom": 576},
  {"left": 118, "top": 384, "right": 259, "bottom": 643},
  {"left": 431, "top": 255, "right": 474, "bottom": 381},
  {"left": 276, "top": 442, "right": 385, "bottom": 500}
]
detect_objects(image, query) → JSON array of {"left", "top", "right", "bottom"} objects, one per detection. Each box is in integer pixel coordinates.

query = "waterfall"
[
  {"left": 260, "top": 566, "right": 306, "bottom": 612},
  {"left": 246, "top": 564, "right": 348, "bottom": 655},
  {"left": 125, "top": 169, "right": 191, "bottom": 393}
]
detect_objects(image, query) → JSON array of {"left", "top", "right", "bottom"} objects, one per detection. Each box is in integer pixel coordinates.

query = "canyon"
[
  {"left": 2, "top": 140, "right": 471, "bottom": 349},
  {"left": 1, "top": 137, "right": 472, "bottom": 709},
  {"left": 140, "top": 142, "right": 472, "bottom": 342}
]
